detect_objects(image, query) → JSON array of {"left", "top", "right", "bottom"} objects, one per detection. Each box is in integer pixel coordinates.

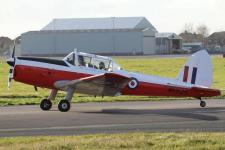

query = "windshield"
[{"left": 64, "top": 52, "right": 75, "bottom": 65}]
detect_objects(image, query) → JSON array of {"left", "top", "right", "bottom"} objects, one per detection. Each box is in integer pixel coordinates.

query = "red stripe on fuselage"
[
  {"left": 14, "top": 65, "right": 91, "bottom": 89},
  {"left": 183, "top": 66, "right": 189, "bottom": 82},
  {"left": 121, "top": 82, "right": 220, "bottom": 98}
]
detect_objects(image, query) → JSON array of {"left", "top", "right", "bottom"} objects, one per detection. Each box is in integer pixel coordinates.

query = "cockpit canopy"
[{"left": 63, "top": 51, "right": 121, "bottom": 71}]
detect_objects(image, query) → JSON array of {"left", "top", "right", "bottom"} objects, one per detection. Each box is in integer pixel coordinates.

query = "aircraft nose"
[{"left": 6, "top": 58, "right": 15, "bottom": 67}]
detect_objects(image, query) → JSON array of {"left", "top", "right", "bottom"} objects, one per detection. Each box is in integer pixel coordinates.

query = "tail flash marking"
[
  {"left": 191, "top": 67, "right": 198, "bottom": 84},
  {"left": 183, "top": 66, "right": 189, "bottom": 82}
]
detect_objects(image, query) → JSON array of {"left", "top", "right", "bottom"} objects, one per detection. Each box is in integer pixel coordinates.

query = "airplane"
[{"left": 6, "top": 45, "right": 221, "bottom": 112}]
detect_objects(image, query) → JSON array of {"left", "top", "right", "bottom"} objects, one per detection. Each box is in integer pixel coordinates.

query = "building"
[
  {"left": 179, "top": 32, "right": 207, "bottom": 48},
  {"left": 155, "top": 33, "right": 182, "bottom": 54},
  {"left": 207, "top": 31, "right": 225, "bottom": 53},
  {"left": 182, "top": 42, "right": 203, "bottom": 52},
  {"left": 0, "top": 37, "right": 13, "bottom": 55},
  {"left": 21, "top": 17, "right": 158, "bottom": 56}
]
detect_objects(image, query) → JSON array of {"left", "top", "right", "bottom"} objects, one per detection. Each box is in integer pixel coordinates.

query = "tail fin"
[{"left": 177, "top": 50, "right": 213, "bottom": 87}]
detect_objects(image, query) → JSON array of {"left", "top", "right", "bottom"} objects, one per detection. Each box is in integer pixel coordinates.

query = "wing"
[{"left": 54, "top": 73, "right": 131, "bottom": 96}]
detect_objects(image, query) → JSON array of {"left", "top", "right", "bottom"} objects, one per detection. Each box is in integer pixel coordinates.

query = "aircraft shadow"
[{"left": 84, "top": 107, "right": 225, "bottom": 121}]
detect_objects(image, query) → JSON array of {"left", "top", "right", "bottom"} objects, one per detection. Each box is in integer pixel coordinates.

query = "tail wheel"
[
  {"left": 58, "top": 100, "right": 70, "bottom": 112},
  {"left": 200, "top": 101, "right": 206, "bottom": 107},
  {"left": 40, "top": 99, "right": 52, "bottom": 111}
]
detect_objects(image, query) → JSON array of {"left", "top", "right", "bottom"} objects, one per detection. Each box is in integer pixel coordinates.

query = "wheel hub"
[
  {"left": 62, "top": 103, "right": 68, "bottom": 109},
  {"left": 44, "top": 103, "right": 49, "bottom": 108}
]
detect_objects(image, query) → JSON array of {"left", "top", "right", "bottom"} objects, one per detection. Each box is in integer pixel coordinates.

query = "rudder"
[{"left": 177, "top": 50, "right": 213, "bottom": 87}]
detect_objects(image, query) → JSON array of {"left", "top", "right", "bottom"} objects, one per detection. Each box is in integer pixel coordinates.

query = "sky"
[{"left": 0, "top": 0, "right": 225, "bottom": 39}]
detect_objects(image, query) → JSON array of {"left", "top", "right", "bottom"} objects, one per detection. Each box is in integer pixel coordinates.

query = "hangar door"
[{"left": 143, "top": 36, "right": 155, "bottom": 54}]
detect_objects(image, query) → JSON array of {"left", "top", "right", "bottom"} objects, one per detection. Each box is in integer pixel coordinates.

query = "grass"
[
  {"left": 0, "top": 55, "right": 225, "bottom": 106},
  {"left": 0, "top": 132, "right": 225, "bottom": 150}
]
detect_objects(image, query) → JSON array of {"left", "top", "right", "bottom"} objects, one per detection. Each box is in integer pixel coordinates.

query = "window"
[
  {"left": 90, "top": 58, "right": 110, "bottom": 70},
  {"left": 78, "top": 55, "right": 92, "bottom": 67},
  {"left": 108, "top": 61, "right": 121, "bottom": 71}
]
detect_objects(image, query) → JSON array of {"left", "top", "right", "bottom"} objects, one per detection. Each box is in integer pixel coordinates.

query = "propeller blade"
[
  {"left": 8, "top": 78, "right": 12, "bottom": 89},
  {"left": 8, "top": 66, "right": 14, "bottom": 89},
  {"left": 7, "top": 41, "right": 16, "bottom": 89},
  {"left": 12, "top": 41, "right": 16, "bottom": 58}
]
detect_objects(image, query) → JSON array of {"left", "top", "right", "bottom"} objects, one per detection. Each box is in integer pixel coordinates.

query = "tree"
[
  {"left": 196, "top": 24, "right": 209, "bottom": 37},
  {"left": 183, "top": 23, "right": 194, "bottom": 33}
]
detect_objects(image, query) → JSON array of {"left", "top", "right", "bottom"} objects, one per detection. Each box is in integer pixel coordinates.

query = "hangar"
[
  {"left": 155, "top": 33, "right": 182, "bottom": 54},
  {"left": 21, "top": 17, "right": 158, "bottom": 56}
]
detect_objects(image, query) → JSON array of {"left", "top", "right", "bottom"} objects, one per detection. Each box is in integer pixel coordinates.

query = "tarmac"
[{"left": 0, "top": 99, "right": 224, "bottom": 137}]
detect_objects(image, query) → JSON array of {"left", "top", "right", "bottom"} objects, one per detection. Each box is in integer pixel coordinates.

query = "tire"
[
  {"left": 40, "top": 99, "right": 52, "bottom": 111},
  {"left": 200, "top": 101, "right": 206, "bottom": 107},
  {"left": 58, "top": 100, "right": 70, "bottom": 112}
]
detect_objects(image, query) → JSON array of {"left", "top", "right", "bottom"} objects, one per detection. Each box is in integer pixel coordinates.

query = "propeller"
[
  {"left": 7, "top": 41, "right": 16, "bottom": 89},
  {"left": 11, "top": 41, "right": 16, "bottom": 58}
]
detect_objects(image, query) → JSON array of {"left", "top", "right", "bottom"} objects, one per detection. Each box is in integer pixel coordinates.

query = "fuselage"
[{"left": 12, "top": 57, "right": 220, "bottom": 98}]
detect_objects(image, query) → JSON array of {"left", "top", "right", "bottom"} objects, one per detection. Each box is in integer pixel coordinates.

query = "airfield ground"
[
  {"left": 0, "top": 55, "right": 225, "bottom": 149},
  {"left": 0, "top": 55, "right": 225, "bottom": 106},
  {"left": 0, "top": 132, "right": 225, "bottom": 150},
  {"left": 0, "top": 99, "right": 225, "bottom": 149}
]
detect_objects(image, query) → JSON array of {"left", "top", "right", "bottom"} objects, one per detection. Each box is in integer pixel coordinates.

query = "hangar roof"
[{"left": 41, "top": 17, "right": 157, "bottom": 32}]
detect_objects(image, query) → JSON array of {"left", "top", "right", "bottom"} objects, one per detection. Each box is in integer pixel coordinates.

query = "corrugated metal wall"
[{"left": 21, "top": 31, "right": 145, "bottom": 56}]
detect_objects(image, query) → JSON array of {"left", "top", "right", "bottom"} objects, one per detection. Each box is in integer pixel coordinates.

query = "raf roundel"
[{"left": 128, "top": 78, "right": 139, "bottom": 89}]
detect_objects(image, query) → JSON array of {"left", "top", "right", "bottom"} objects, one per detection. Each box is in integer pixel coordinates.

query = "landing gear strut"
[{"left": 40, "top": 88, "right": 75, "bottom": 112}]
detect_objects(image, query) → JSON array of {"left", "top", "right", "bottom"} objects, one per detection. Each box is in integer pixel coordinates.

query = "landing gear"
[
  {"left": 40, "top": 89, "right": 57, "bottom": 111},
  {"left": 58, "top": 100, "right": 70, "bottom": 112},
  {"left": 40, "top": 88, "right": 74, "bottom": 112},
  {"left": 40, "top": 99, "right": 52, "bottom": 111},
  {"left": 198, "top": 97, "right": 206, "bottom": 107},
  {"left": 57, "top": 88, "right": 75, "bottom": 112},
  {"left": 200, "top": 100, "right": 206, "bottom": 108}
]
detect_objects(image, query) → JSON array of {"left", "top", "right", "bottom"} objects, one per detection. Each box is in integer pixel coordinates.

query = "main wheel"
[
  {"left": 200, "top": 101, "right": 206, "bottom": 107},
  {"left": 40, "top": 99, "right": 52, "bottom": 111},
  {"left": 58, "top": 100, "right": 70, "bottom": 112}
]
